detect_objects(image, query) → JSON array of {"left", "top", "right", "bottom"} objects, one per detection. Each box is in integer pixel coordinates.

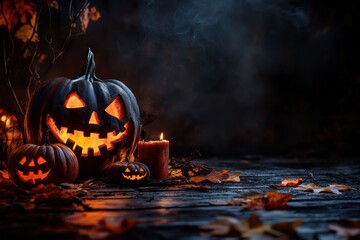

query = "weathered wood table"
[{"left": 1, "top": 157, "right": 359, "bottom": 239}]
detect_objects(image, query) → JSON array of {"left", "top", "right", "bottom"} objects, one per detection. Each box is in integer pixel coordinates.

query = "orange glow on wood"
[
  {"left": 89, "top": 111, "right": 100, "bottom": 125},
  {"left": 105, "top": 97, "right": 125, "bottom": 120},
  {"left": 64, "top": 92, "right": 87, "bottom": 108}
]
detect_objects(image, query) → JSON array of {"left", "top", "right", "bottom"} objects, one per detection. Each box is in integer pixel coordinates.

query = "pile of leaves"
[
  {"left": 169, "top": 151, "right": 240, "bottom": 183},
  {"left": 0, "top": 171, "right": 90, "bottom": 213}
]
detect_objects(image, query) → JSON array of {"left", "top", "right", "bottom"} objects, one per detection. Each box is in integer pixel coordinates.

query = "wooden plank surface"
[{"left": 0, "top": 157, "right": 359, "bottom": 239}]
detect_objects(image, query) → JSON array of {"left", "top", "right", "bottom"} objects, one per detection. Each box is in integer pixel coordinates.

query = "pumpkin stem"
[{"left": 81, "top": 48, "right": 96, "bottom": 80}]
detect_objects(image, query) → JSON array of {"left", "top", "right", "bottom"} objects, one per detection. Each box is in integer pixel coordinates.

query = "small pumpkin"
[
  {"left": 102, "top": 161, "right": 150, "bottom": 184},
  {"left": 7, "top": 134, "right": 79, "bottom": 189},
  {"left": 24, "top": 49, "right": 141, "bottom": 178}
]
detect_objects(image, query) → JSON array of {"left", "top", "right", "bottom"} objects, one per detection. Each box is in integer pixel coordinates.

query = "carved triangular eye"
[
  {"left": 37, "top": 156, "right": 47, "bottom": 165},
  {"left": 125, "top": 167, "right": 131, "bottom": 172},
  {"left": 19, "top": 157, "right": 26, "bottom": 165},
  {"left": 105, "top": 97, "right": 125, "bottom": 120},
  {"left": 64, "top": 92, "right": 87, "bottom": 109}
]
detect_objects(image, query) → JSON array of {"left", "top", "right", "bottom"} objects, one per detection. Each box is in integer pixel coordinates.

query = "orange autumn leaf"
[
  {"left": 296, "top": 183, "right": 352, "bottom": 194},
  {"left": 14, "top": 13, "right": 38, "bottom": 42},
  {"left": 0, "top": 0, "right": 35, "bottom": 31},
  {"left": 264, "top": 191, "right": 292, "bottom": 210},
  {"left": 277, "top": 177, "right": 304, "bottom": 187},
  {"left": 214, "top": 191, "right": 292, "bottom": 210},
  {"left": 200, "top": 214, "right": 303, "bottom": 239},
  {"left": 190, "top": 169, "right": 240, "bottom": 183},
  {"left": 80, "top": 6, "right": 101, "bottom": 33},
  {"left": 89, "top": 6, "right": 101, "bottom": 21}
]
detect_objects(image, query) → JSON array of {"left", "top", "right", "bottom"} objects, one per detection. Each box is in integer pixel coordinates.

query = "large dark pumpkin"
[
  {"left": 24, "top": 49, "right": 141, "bottom": 178},
  {"left": 8, "top": 140, "right": 79, "bottom": 189}
]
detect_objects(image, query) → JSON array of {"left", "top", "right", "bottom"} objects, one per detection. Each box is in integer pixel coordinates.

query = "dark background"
[{"left": 2, "top": 0, "right": 360, "bottom": 158}]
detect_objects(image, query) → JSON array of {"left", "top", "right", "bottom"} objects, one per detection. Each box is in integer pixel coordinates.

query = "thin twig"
[
  {"left": 27, "top": 41, "right": 40, "bottom": 100},
  {"left": 44, "top": 0, "right": 89, "bottom": 75}
]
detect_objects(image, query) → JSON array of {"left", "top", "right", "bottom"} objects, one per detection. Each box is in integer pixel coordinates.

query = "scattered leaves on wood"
[
  {"left": 296, "top": 183, "right": 352, "bottom": 194},
  {"left": 213, "top": 191, "right": 292, "bottom": 210},
  {"left": 200, "top": 214, "right": 303, "bottom": 239},
  {"left": 169, "top": 150, "right": 213, "bottom": 179},
  {"left": 190, "top": 169, "right": 240, "bottom": 183},
  {"left": 169, "top": 151, "right": 240, "bottom": 183},
  {"left": 277, "top": 177, "right": 304, "bottom": 187},
  {"left": 26, "top": 184, "right": 89, "bottom": 210},
  {"left": 329, "top": 219, "right": 360, "bottom": 239}
]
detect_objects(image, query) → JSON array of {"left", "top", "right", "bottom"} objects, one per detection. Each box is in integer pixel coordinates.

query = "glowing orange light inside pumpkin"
[
  {"left": 89, "top": 111, "right": 100, "bottom": 125},
  {"left": 160, "top": 132, "right": 164, "bottom": 141},
  {"left": 47, "top": 115, "right": 131, "bottom": 157},
  {"left": 64, "top": 92, "right": 87, "bottom": 108},
  {"left": 105, "top": 97, "right": 125, "bottom": 120},
  {"left": 16, "top": 156, "right": 50, "bottom": 184}
]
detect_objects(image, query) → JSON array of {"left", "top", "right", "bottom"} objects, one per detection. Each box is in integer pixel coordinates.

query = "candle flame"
[{"left": 160, "top": 132, "right": 164, "bottom": 141}]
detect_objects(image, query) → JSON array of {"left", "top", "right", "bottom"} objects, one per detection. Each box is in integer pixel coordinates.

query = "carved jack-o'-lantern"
[
  {"left": 24, "top": 49, "right": 141, "bottom": 178},
  {"left": 102, "top": 161, "right": 150, "bottom": 184},
  {"left": 7, "top": 137, "right": 79, "bottom": 189}
]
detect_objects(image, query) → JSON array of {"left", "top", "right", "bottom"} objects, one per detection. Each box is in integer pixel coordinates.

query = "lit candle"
[{"left": 138, "top": 132, "right": 169, "bottom": 179}]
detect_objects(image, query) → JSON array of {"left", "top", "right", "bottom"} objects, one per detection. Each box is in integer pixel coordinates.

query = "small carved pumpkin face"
[
  {"left": 122, "top": 163, "right": 148, "bottom": 181},
  {"left": 16, "top": 156, "right": 51, "bottom": 184},
  {"left": 102, "top": 161, "right": 150, "bottom": 184},
  {"left": 8, "top": 143, "right": 79, "bottom": 189}
]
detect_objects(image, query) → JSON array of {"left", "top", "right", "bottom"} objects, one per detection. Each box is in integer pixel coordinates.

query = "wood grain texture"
[{"left": 0, "top": 157, "right": 359, "bottom": 239}]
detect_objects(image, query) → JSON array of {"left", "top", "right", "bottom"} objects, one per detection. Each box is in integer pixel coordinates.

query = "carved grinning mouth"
[
  {"left": 16, "top": 169, "right": 51, "bottom": 184},
  {"left": 121, "top": 172, "right": 147, "bottom": 181},
  {"left": 46, "top": 115, "right": 129, "bottom": 157}
]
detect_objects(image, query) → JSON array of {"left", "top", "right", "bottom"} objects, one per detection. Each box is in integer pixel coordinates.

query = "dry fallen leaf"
[
  {"left": 277, "top": 177, "right": 304, "bottom": 187},
  {"left": 0, "top": 0, "right": 36, "bottom": 31},
  {"left": 213, "top": 191, "right": 292, "bottom": 210},
  {"left": 14, "top": 14, "right": 39, "bottom": 42},
  {"left": 296, "top": 183, "right": 352, "bottom": 194},
  {"left": 190, "top": 169, "right": 240, "bottom": 183},
  {"left": 329, "top": 219, "right": 360, "bottom": 239},
  {"left": 26, "top": 183, "right": 88, "bottom": 210},
  {"left": 89, "top": 6, "right": 101, "bottom": 21},
  {"left": 200, "top": 214, "right": 303, "bottom": 239}
]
